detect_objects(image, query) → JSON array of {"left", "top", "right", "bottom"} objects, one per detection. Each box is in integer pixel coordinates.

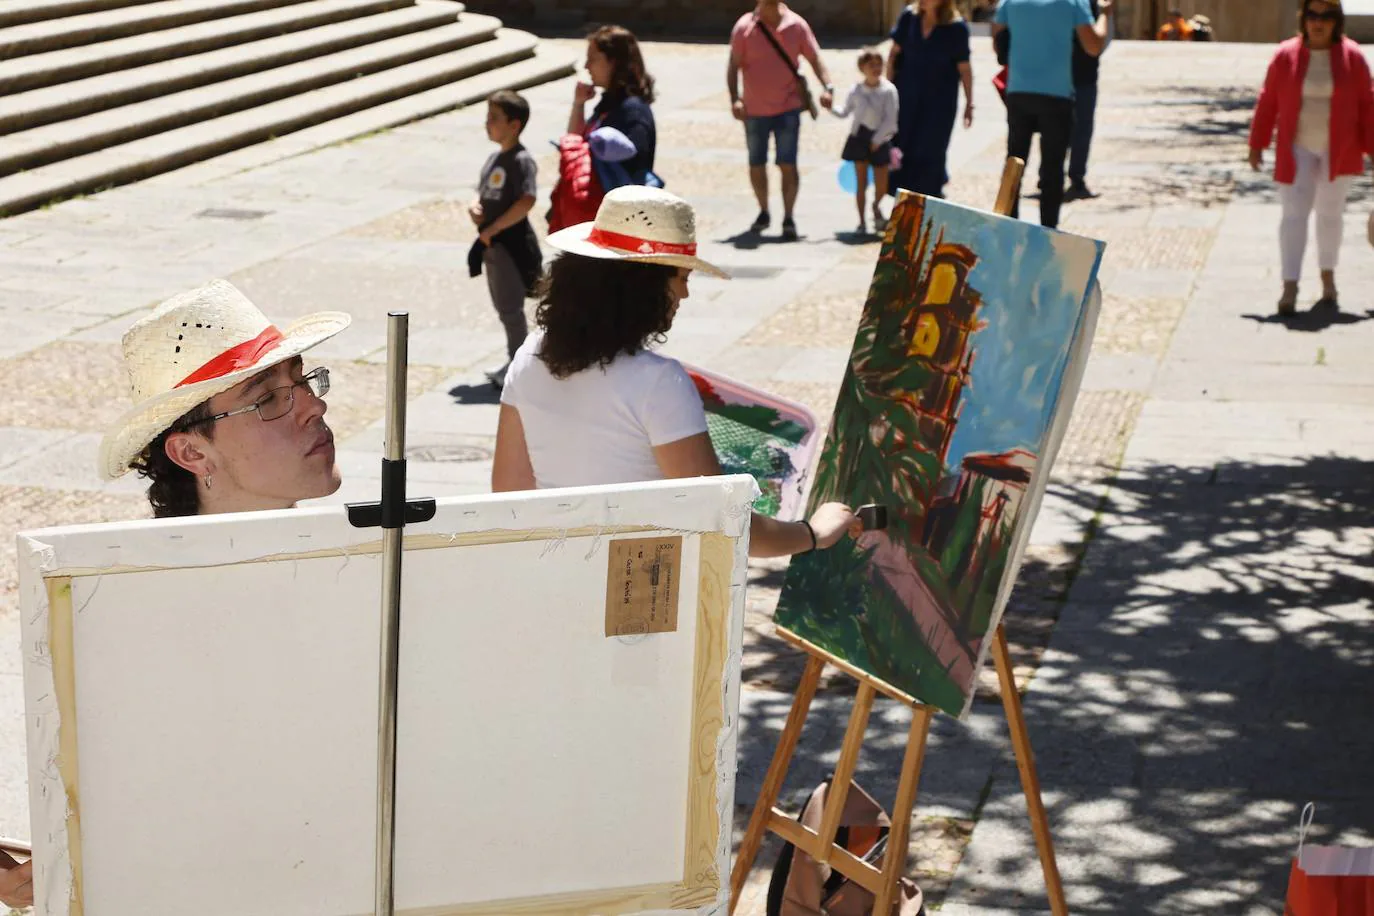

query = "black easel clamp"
[{"left": 346, "top": 459, "right": 437, "bottom": 529}]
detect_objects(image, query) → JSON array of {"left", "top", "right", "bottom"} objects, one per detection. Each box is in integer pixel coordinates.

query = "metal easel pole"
[{"left": 374, "top": 311, "right": 409, "bottom": 916}]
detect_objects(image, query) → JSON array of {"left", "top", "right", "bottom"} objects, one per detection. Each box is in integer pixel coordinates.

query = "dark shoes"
[
  {"left": 749, "top": 209, "right": 798, "bottom": 240},
  {"left": 1063, "top": 182, "right": 1097, "bottom": 202}
]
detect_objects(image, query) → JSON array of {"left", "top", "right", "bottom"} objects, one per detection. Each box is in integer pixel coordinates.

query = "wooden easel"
[{"left": 729, "top": 158, "right": 1069, "bottom": 916}]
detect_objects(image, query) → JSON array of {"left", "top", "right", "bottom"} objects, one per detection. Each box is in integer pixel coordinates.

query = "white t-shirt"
[
  {"left": 1298, "top": 50, "right": 1334, "bottom": 154},
  {"left": 500, "top": 330, "right": 709, "bottom": 489},
  {"left": 830, "top": 79, "right": 900, "bottom": 147}
]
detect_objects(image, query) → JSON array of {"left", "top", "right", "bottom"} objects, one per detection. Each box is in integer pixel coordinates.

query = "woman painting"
[
  {"left": 492, "top": 185, "right": 861, "bottom": 558},
  {"left": 1249, "top": 0, "right": 1374, "bottom": 315},
  {"left": 887, "top": 0, "right": 974, "bottom": 200},
  {"left": 568, "top": 25, "right": 658, "bottom": 184}
]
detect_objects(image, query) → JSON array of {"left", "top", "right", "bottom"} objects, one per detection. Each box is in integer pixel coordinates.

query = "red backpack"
[{"left": 546, "top": 133, "right": 604, "bottom": 233}]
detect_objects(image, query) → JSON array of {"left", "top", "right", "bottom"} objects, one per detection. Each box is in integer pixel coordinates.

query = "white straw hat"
[
  {"left": 98, "top": 279, "right": 350, "bottom": 481},
  {"left": 546, "top": 186, "right": 730, "bottom": 279}
]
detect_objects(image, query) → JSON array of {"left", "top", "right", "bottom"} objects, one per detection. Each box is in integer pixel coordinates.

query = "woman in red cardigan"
[{"left": 1248, "top": 0, "right": 1374, "bottom": 315}]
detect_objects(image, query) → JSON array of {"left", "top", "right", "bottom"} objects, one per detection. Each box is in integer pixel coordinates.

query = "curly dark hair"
[
  {"left": 130, "top": 401, "right": 214, "bottom": 518},
  {"left": 534, "top": 254, "right": 677, "bottom": 378},
  {"left": 589, "top": 25, "right": 656, "bottom": 104}
]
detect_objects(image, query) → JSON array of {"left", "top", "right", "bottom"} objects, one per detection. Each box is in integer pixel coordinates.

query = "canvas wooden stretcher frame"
[{"left": 18, "top": 477, "right": 758, "bottom": 916}]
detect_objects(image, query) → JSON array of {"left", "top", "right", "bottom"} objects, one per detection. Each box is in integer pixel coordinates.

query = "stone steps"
[
  {"left": 0, "top": 0, "right": 574, "bottom": 216},
  {"left": 0, "top": 0, "right": 160, "bottom": 30},
  {"left": 0, "top": 0, "right": 409, "bottom": 93},
  {"left": 0, "top": 0, "right": 453, "bottom": 129},
  {"left": 147, "top": 44, "right": 573, "bottom": 186},
  {"left": 0, "top": 0, "right": 320, "bottom": 58},
  {"left": 0, "top": 14, "right": 506, "bottom": 172},
  {"left": 0, "top": 30, "right": 559, "bottom": 216}
]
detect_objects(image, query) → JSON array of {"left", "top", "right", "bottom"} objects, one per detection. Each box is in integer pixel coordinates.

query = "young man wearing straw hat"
[
  {"left": 98, "top": 279, "right": 352, "bottom": 517},
  {"left": 0, "top": 284, "right": 350, "bottom": 905}
]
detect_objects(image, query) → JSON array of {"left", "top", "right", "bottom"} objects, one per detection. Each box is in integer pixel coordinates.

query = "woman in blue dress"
[{"left": 887, "top": 0, "right": 974, "bottom": 199}]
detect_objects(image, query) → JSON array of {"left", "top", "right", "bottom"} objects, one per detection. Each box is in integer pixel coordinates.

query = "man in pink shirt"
[{"left": 728, "top": 0, "right": 834, "bottom": 240}]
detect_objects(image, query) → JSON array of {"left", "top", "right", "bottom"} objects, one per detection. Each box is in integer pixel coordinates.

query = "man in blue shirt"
[{"left": 993, "top": 0, "right": 1111, "bottom": 228}]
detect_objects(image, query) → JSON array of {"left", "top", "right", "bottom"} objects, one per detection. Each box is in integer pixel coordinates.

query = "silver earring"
[{"left": 204, "top": 474, "right": 213, "bottom": 490}]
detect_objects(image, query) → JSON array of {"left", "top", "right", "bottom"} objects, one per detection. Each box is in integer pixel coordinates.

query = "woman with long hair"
[
  {"left": 568, "top": 24, "right": 658, "bottom": 184},
  {"left": 1249, "top": 0, "right": 1374, "bottom": 315},
  {"left": 887, "top": 0, "right": 974, "bottom": 200},
  {"left": 493, "top": 185, "right": 860, "bottom": 558}
]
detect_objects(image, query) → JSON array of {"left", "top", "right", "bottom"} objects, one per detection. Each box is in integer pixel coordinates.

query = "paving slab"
[{"left": 736, "top": 690, "right": 1009, "bottom": 822}]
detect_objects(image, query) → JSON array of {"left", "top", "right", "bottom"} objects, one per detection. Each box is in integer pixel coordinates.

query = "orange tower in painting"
[{"left": 889, "top": 196, "right": 987, "bottom": 490}]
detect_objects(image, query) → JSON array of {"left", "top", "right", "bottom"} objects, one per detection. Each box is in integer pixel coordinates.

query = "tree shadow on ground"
[
  {"left": 958, "top": 455, "right": 1374, "bottom": 913},
  {"left": 732, "top": 468, "right": 1109, "bottom": 909},
  {"left": 1081, "top": 83, "right": 1374, "bottom": 211}
]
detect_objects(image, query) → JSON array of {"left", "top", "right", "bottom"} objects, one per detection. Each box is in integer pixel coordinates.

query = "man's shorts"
[{"left": 744, "top": 110, "right": 802, "bottom": 167}]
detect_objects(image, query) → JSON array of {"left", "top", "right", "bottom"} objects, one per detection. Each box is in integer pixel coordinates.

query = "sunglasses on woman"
[{"left": 1305, "top": 8, "right": 1339, "bottom": 21}]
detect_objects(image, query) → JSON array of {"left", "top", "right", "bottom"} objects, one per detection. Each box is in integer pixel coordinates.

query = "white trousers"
[{"left": 1279, "top": 144, "right": 1353, "bottom": 282}]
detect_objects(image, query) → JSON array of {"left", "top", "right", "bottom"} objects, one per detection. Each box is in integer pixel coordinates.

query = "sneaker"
[
  {"left": 1276, "top": 296, "right": 1297, "bottom": 317},
  {"left": 856, "top": 220, "right": 868, "bottom": 236},
  {"left": 873, "top": 208, "right": 888, "bottom": 233},
  {"left": 750, "top": 210, "right": 771, "bottom": 233},
  {"left": 781, "top": 217, "right": 799, "bottom": 241}
]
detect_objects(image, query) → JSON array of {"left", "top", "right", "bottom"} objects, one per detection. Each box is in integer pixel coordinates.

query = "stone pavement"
[{"left": 0, "top": 33, "right": 1370, "bottom": 916}]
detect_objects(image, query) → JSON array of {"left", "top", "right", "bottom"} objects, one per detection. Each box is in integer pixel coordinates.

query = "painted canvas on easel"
[{"left": 774, "top": 194, "right": 1104, "bottom": 718}]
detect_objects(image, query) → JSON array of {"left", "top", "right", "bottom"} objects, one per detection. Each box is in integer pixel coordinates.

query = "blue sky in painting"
[{"left": 924, "top": 199, "right": 1104, "bottom": 471}]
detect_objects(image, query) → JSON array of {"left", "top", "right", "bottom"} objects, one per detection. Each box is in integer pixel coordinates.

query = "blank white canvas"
[
  {"left": 70, "top": 556, "right": 381, "bottom": 915},
  {"left": 393, "top": 536, "right": 703, "bottom": 907},
  {"left": 18, "top": 477, "right": 755, "bottom": 916}
]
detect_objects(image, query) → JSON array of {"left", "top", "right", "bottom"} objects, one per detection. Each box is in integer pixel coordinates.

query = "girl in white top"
[
  {"left": 828, "top": 48, "right": 900, "bottom": 233},
  {"left": 494, "top": 186, "right": 860, "bottom": 558}
]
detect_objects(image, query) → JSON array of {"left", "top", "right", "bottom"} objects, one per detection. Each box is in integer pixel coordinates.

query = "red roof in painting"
[{"left": 961, "top": 448, "right": 1037, "bottom": 484}]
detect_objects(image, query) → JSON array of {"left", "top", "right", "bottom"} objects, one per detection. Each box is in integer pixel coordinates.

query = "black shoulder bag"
[{"left": 753, "top": 13, "right": 820, "bottom": 120}]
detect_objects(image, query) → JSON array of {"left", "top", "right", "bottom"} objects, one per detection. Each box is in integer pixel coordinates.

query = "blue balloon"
[{"left": 837, "top": 160, "right": 874, "bottom": 194}]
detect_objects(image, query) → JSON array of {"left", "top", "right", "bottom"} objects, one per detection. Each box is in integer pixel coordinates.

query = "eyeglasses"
[
  {"left": 186, "top": 367, "right": 330, "bottom": 429},
  {"left": 1305, "top": 8, "right": 1339, "bottom": 21}
]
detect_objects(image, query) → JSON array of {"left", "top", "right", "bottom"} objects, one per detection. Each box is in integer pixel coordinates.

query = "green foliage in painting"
[{"left": 779, "top": 538, "right": 966, "bottom": 714}]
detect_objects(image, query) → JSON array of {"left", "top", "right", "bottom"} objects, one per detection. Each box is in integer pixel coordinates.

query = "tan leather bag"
[{"left": 766, "top": 780, "right": 925, "bottom": 916}]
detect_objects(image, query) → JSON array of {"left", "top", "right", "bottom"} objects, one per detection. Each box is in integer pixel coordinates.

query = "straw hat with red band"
[
  {"left": 98, "top": 279, "right": 351, "bottom": 481},
  {"left": 545, "top": 185, "right": 731, "bottom": 279}
]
